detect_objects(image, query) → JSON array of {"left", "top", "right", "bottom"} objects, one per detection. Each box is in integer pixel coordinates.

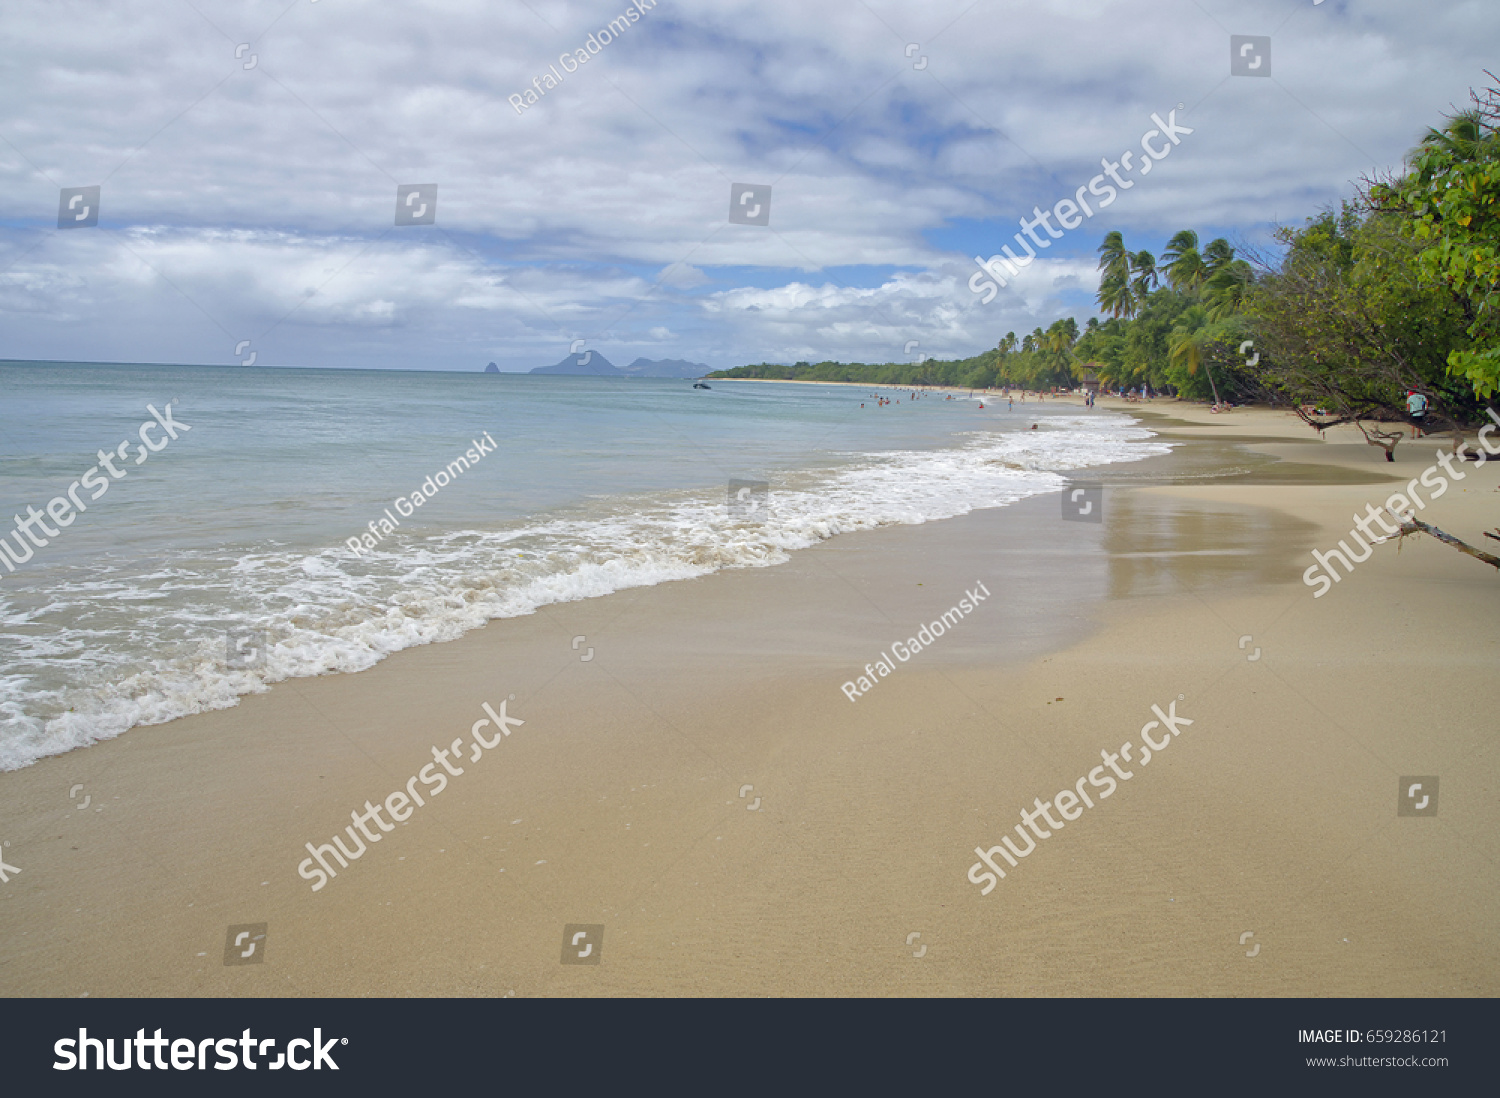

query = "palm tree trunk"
[{"left": 1203, "top": 355, "right": 1222, "bottom": 406}]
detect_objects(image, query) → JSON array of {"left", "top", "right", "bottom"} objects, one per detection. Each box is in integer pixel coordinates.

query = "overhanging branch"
[{"left": 1395, "top": 516, "right": 1500, "bottom": 570}]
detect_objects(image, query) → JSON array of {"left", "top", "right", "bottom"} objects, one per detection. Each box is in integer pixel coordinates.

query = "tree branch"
[{"left": 1395, "top": 517, "right": 1500, "bottom": 569}]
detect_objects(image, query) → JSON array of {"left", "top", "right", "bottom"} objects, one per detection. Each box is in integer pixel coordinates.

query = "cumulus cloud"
[{"left": 0, "top": 0, "right": 1495, "bottom": 370}]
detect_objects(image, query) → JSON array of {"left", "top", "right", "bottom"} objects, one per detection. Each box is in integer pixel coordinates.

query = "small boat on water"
[{"left": 693, "top": 381, "right": 711, "bottom": 389}]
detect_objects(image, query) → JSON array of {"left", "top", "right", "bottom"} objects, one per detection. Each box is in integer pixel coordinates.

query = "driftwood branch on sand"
[{"left": 1394, "top": 517, "right": 1500, "bottom": 570}]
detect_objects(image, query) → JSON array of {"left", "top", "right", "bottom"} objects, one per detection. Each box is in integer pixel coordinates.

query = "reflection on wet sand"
[{"left": 1102, "top": 491, "right": 1317, "bottom": 599}]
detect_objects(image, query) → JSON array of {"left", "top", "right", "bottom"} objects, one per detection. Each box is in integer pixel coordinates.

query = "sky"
[{"left": 0, "top": 0, "right": 1495, "bottom": 372}]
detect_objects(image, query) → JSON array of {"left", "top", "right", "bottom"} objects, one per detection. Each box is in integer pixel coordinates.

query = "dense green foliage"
[
  {"left": 1373, "top": 86, "right": 1500, "bottom": 396},
  {"left": 713, "top": 318, "right": 1087, "bottom": 391},
  {"left": 713, "top": 228, "right": 1255, "bottom": 400},
  {"left": 714, "top": 85, "right": 1499, "bottom": 425},
  {"left": 1244, "top": 203, "right": 1478, "bottom": 437}
]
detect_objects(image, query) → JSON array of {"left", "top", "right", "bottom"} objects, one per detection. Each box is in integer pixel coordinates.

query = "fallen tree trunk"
[{"left": 1394, "top": 517, "right": 1500, "bottom": 570}]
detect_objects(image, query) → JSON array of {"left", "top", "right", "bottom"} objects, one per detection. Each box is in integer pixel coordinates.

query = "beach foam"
[{"left": 0, "top": 413, "right": 1166, "bottom": 770}]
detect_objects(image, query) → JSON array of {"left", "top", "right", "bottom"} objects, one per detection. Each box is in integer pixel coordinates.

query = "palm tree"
[
  {"left": 1131, "top": 250, "right": 1159, "bottom": 298},
  {"left": 1411, "top": 107, "right": 1497, "bottom": 164},
  {"left": 1097, "top": 231, "right": 1130, "bottom": 280},
  {"left": 1038, "top": 319, "right": 1079, "bottom": 387},
  {"left": 1096, "top": 231, "right": 1137, "bottom": 318},
  {"left": 1042, "top": 320, "right": 1068, "bottom": 355},
  {"left": 1097, "top": 275, "right": 1135, "bottom": 319},
  {"left": 1162, "top": 229, "right": 1207, "bottom": 294},
  {"left": 1203, "top": 258, "right": 1253, "bottom": 320},
  {"left": 1203, "top": 238, "right": 1235, "bottom": 273},
  {"left": 1168, "top": 303, "right": 1223, "bottom": 404},
  {"left": 1161, "top": 229, "right": 1197, "bottom": 262}
]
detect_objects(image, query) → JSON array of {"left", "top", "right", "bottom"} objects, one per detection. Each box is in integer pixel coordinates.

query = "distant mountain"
[
  {"left": 528, "top": 353, "right": 710, "bottom": 378},
  {"left": 621, "top": 357, "right": 710, "bottom": 378},
  {"left": 484, "top": 362, "right": 499, "bottom": 373},
  {"left": 529, "top": 351, "right": 623, "bottom": 376}
]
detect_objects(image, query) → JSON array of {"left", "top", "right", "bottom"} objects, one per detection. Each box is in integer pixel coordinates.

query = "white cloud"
[{"left": 0, "top": 0, "right": 1495, "bottom": 370}]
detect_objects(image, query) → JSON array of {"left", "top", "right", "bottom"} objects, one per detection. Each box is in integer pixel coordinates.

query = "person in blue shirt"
[{"left": 1406, "top": 390, "right": 1429, "bottom": 438}]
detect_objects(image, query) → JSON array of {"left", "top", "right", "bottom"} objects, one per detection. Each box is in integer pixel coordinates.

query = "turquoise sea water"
[{"left": 0, "top": 361, "right": 1168, "bottom": 769}]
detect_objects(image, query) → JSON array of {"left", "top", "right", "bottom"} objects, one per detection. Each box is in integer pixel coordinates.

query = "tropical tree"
[
  {"left": 1162, "top": 229, "right": 1207, "bottom": 293},
  {"left": 1242, "top": 203, "right": 1476, "bottom": 456},
  {"left": 1096, "top": 231, "right": 1137, "bottom": 318},
  {"left": 1203, "top": 237, "right": 1236, "bottom": 274},
  {"left": 1167, "top": 304, "right": 1224, "bottom": 404},
  {"left": 1413, "top": 107, "right": 1498, "bottom": 163},
  {"left": 1131, "top": 251, "right": 1159, "bottom": 298},
  {"left": 1373, "top": 83, "right": 1500, "bottom": 396},
  {"left": 1204, "top": 258, "right": 1254, "bottom": 319}
]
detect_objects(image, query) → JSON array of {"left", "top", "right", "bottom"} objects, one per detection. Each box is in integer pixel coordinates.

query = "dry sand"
[{"left": 1, "top": 401, "right": 1496, "bottom": 997}]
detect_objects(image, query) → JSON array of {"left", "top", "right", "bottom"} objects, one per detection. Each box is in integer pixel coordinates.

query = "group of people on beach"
[
  {"left": 857, "top": 385, "right": 1088, "bottom": 416},
  {"left": 852, "top": 385, "right": 1434, "bottom": 441},
  {"left": 862, "top": 390, "right": 926, "bottom": 408}
]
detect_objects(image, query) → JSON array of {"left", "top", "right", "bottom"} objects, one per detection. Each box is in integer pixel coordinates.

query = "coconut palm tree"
[
  {"left": 1096, "top": 231, "right": 1137, "bottom": 317},
  {"left": 1411, "top": 107, "right": 1497, "bottom": 164},
  {"left": 1162, "top": 229, "right": 1207, "bottom": 294},
  {"left": 1203, "top": 258, "right": 1254, "bottom": 320},
  {"left": 1131, "top": 250, "right": 1159, "bottom": 298},
  {"left": 1043, "top": 319, "right": 1070, "bottom": 355},
  {"left": 1168, "top": 303, "right": 1223, "bottom": 404},
  {"left": 1203, "top": 237, "right": 1235, "bottom": 274},
  {"left": 1097, "top": 275, "right": 1135, "bottom": 319}
]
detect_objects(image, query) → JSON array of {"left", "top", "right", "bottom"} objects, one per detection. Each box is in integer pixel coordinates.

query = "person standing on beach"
[{"left": 1406, "top": 390, "right": 1429, "bottom": 437}]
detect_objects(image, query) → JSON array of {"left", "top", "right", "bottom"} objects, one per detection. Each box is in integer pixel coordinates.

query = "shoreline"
[{"left": 1, "top": 403, "right": 1496, "bottom": 996}]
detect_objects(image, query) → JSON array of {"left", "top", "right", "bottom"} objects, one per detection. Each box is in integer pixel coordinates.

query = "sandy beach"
[{"left": 1, "top": 400, "right": 1496, "bottom": 998}]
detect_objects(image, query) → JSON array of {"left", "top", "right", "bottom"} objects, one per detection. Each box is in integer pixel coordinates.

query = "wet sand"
[{"left": 1, "top": 402, "right": 1496, "bottom": 997}]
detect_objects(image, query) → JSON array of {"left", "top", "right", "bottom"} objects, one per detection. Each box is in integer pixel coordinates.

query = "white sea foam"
[{"left": 0, "top": 414, "right": 1167, "bottom": 770}]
